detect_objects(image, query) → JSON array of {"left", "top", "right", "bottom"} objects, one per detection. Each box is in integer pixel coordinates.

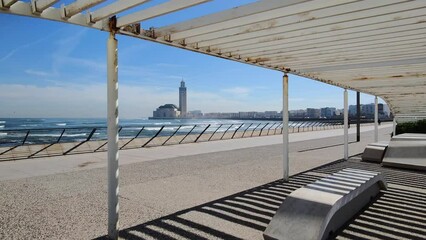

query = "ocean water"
[{"left": 0, "top": 118, "right": 279, "bottom": 146}]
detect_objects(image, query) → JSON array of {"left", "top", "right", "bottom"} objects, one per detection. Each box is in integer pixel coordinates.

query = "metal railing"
[{"left": 0, "top": 120, "right": 344, "bottom": 161}]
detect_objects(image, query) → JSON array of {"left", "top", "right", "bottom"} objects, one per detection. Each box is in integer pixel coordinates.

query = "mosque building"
[{"left": 152, "top": 80, "right": 187, "bottom": 119}]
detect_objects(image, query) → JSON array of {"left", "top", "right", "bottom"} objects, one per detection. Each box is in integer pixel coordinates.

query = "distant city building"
[
  {"left": 239, "top": 111, "right": 257, "bottom": 118},
  {"left": 188, "top": 110, "right": 203, "bottom": 118},
  {"left": 152, "top": 104, "right": 180, "bottom": 118},
  {"left": 348, "top": 105, "right": 358, "bottom": 116},
  {"left": 349, "top": 103, "right": 390, "bottom": 118},
  {"left": 382, "top": 104, "right": 390, "bottom": 117},
  {"left": 320, "top": 107, "right": 336, "bottom": 118},
  {"left": 264, "top": 111, "right": 281, "bottom": 118},
  {"left": 198, "top": 103, "right": 389, "bottom": 120},
  {"left": 362, "top": 103, "right": 375, "bottom": 117},
  {"left": 203, "top": 112, "right": 239, "bottom": 119},
  {"left": 179, "top": 80, "right": 187, "bottom": 117},
  {"left": 306, "top": 108, "right": 321, "bottom": 118},
  {"left": 289, "top": 109, "right": 306, "bottom": 118}
]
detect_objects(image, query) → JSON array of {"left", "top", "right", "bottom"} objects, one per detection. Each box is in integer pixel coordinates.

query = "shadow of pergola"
[{"left": 94, "top": 157, "right": 426, "bottom": 240}]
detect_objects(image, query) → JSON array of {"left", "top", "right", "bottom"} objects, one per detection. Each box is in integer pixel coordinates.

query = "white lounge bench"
[
  {"left": 362, "top": 141, "right": 389, "bottom": 163},
  {"left": 382, "top": 133, "right": 426, "bottom": 171},
  {"left": 263, "top": 168, "right": 387, "bottom": 240}
]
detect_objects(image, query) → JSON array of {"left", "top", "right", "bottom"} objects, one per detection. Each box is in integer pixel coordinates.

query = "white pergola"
[{"left": 1, "top": 0, "right": 425, "bottom": 238}]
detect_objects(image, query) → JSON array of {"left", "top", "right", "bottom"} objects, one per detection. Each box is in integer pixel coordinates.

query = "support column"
[
  {"left": 344, "top": 89, "right": 348, "bottom": 160},
  {"left": 282, "top": 73, "right": 289, "bottom": 181},
  {"left": 356, "top": 91, "right": 360, "bottom": 142},
  {"left": 374, "top": 96, "right": 379, "bottom": 142},
  {"left": 107, "top": 31, "right": 119, "bottom": 240},
  {"left": 393, "top": 117, "right": 397, "bottom": 136}
]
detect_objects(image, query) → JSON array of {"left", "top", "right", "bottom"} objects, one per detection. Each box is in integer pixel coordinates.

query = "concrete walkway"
[{"left": 0, "top": 124, "right": 393, "bottom": 239}]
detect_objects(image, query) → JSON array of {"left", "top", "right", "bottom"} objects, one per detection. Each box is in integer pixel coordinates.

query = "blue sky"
[{"left": 0, "top": 1, "right": 384, "bottom": 119}]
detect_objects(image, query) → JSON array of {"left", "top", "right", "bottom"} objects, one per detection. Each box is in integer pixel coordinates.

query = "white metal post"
[
  {"left": 107, "top": 32, "right": 119, "bottom": 240},
  {"left": 374, "top": 96, "right": 379, "bottom": 142},
  {"left": 283, "top": 73, "right": 289, "bottom": 181},
  {"left": 344, "top": 89, "right": 348, "bottom": 160},
  {"left": 393, "top": 117, "right": 397, "bottom": 137}
]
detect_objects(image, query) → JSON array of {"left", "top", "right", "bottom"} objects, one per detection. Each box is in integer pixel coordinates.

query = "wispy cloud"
[
  {"left": 25, "top": 69, "right": 57, "bottom": 77},
  {"left": 221, "top": 87, "right": 251, "bottom": 96},
  {"left": 0, "top": 29, "right": 62, "bottom": 62},
  {"left": 155, "top": 63, "right": 185, "bottom": 68},
  {"left": 289, "top": 97, "right": 305, "bottom": 102}
]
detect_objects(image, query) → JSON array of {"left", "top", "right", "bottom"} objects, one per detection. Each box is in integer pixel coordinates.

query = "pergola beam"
[
  {"left": 89, "top": 0, "right": 150, "bottom": 23},
  {"left": 164, "top": 0, "right": 357, "bottom": 41},
  {"left": 0, "top": 0, "right": 18, "bottom": 8},
  {"left": 176, "top": 0, "right": 420, "bottom": 44},
  {"left": 265, "top": 49, "right": 426, "bottom": 68},
  {"left": 116, "top": 0, "right": 211, "bottom": 28},
  {"left": 231, "top": 30, "right": 426, "bottom": 57},
  {"left": 249, "top": 38, "right": 426, "bottom": 61},
  {"left": 209, "top": 23, "right": 426, "bottom": 54},
  {"left": 31, "top": 0, "right": 58, "bottom": 13},
  {"left": 0, "top": 1, "right": 103, "bottom": 29},
  {"left": 299, "top": 57, "right": 426, "bottom": 73},
  {"left": 61, "top": 0, "right": 105, "bottom": 19},
  {"left": 196, "top": 12, "right": 426, "bottom": 50},
  {"left": 154, "top": 0, "right": 308, "bottom": 38}
]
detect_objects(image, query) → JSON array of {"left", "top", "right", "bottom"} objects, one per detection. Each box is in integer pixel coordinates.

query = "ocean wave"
[
  {"left": 0, "top": 133, "right": 7, "bottom": 137},
  {"left": 154, "top": 122, "right": 172, "bottom": 125},
  {"left": 56, "top": 123, "right": 67, "bottom": 126},
  {"left": 28, "top": 133, "right": 62, "bottom": 137},
  {"left": 64, "top": 133, "right": 87, "bottom": 137},
  {"left": 180, "top": 126, "right": 196, "bottom": 130},
  {"left": 20, "top": 124, "right": 39, "bottom": 127},
  {"left": 163, "top": 127, "right": 177, "bottom": 131},
  {"left": 0, "top": 125, "right": 4, "bottom": 128},
  {"left": 144, "top": 127, "right": 160, "bottom": 131},
  {"left": 123, "top": 127, "right": 145, "bottom": 131},
  {"left": 0, "top": 121, "right": 5, "bottom": 124}
]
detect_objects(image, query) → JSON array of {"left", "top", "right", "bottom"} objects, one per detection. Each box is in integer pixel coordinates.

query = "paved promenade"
[{"left": 0, "top": 124, "right": 393, "bottom": 239}]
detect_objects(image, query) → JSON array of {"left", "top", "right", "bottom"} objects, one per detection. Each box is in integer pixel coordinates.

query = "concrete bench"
[
  {"left": 264, "top": 168, "right": 387, "bottom": 240},
  {"left": 382, "top": 133, "right": 426, "bottom": 171},
  {"left": 362, "top": 141, "right": 389, "bottom": 163}
]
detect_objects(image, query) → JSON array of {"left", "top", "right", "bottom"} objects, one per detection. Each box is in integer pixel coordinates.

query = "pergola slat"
[
  {"left": 164, "top": 0, "right": 358, "bottom": 41},
  {"left": 212, "top": 19, "right": 426, "bottom": 54},
  {"left": 116, "top": 0, "right": 211, "bottom": 28},
  {"left": 180, "top": 0, "right": 418, "bottom": 44},
  {"left": 298, "top": 57, "right": 426, "bottom": 73},
  {"left": 194, "top": 7, "right": 426, "bottom": 48},
  {"left": 261, "top": 41, "right": 426, "bottom": 63},
  {"left": 0, "top": 1, "right": 103, "bottom": 29},
  {"left": 1, "top": 0, "right": 18, "bottom": 8},
  {"left": 264, "top": 48, "right": 426, "bottom": 67},
  {"left": 154, "top": 0, "right": 307, "bottom": 38},
  {"left": 89, "top": 0, "right": 150, "bottom": 23},
  {"left": 61, "top": 0, "right": 105, "bottom": 19},
  {"left": 30, "top": 0, "right": 58, "bottom": 13}
]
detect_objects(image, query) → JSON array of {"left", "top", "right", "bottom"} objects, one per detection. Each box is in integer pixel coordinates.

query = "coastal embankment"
[{"left": 0, "top": 120, "right": 349, "bottom": 161}]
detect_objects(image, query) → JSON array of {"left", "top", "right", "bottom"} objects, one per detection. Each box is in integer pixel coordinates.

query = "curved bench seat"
[{"left": 264, "top": 168, "right": 387, "bottom": 240}]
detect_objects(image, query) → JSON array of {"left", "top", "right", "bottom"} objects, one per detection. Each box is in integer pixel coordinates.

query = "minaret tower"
[{"left": 179, "top": 79, "right": 187, "bottom": 117}]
